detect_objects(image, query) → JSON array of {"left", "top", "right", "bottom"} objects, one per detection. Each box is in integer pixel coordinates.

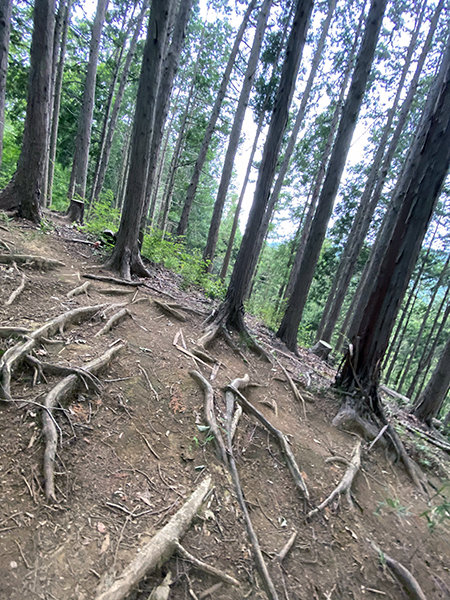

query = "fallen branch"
[
  {"left": 5, "top": 271, "right": 26, "bottom": 306},
  {"left": 403, "top": 423, "right": 450, "bottom": 454},
  {"left": 95, "top": 308, "right": 131, "bottom": 336},
  {"left": 154, "top": 299, "right": 186, "bottom": 322},
  {"left": 0, "top": 303, "right": 108, "bottom": 399},
  {"left": 95, "top": 476, "right": 212, "bottom": 600},
  {"left": 274, "top": 530, "right": 297, "bottom": 563},
  {"left": 174, "top": 542, "right": 239, "bottom": 586},
  {"left": 370, "top": 541, "right": 427, "bottom": 600},
  {"left": 175, "top": 344, "right": 213, "bottom": 370},
  {"left": 42, "top": 343, "right": 124, "bottom": 501},
  {"left": 67, "top": 281, "right": 91, "bottom": 298},
  {"left": 307, "top": 440, "right": 361, "bottom": 519},
  {"left": 227, "top": 383, "right": 309, "bottom": 500},
  {"left": 0, "top": 254, "right": 64, "bottom": 269},
  {"left": 189, "top": 370, "right": 227, "bottom": 465},
  {"left": 271, "top": 352, "right": 306, "bottom": 420}
]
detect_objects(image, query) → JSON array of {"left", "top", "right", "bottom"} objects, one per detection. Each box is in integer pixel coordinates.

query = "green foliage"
[
  {"left": 375, "top": 496, "right": 411, "bottom": 518},
  {"left": 420, "top": 482, "right": 450, "bottom": 532},
  {"left": 82, "top": 194, "right": 120, "bottom": 237},
  {"left": 141, "top": 229, "right": 225, "bottom": 299}
]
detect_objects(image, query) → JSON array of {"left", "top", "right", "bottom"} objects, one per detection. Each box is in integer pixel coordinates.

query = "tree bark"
[
  {"left": 0, "top": 0, "right": 12, "bottom": 171},
  {"left": 412, "top": 335, "right": 450, "bottom": 425},
  {"left": 336, "top": 39, "right": 450, "bottom": 398},
  {"left": 316, "top": 0, "right": 434, "bottom": 344},
  {"left": 277, "top": 0, "right": 388, "bottom": 352},
  {"left": 0, "top": 0, "right": 55, "bottom": 222},
  {"left": 202, "top": 0, "right": 273, "bottom": 269},
  {"left": 214, "top": 0, "right": 314, "bottom": 331},
  {"left": 89, "top": 1, "right": 149, "bottom": 209},
  {"left": 47, "top": 0, "right": 72, "bottom": 208},
  {"left": 176, "top": 0, "right": 256, "bottom": 237},
  {"left": 105, "top": 0, "right": 172, "bottom": 279},
  {"left": 67, "top": 0, "right": 109, "bottom": 219}
]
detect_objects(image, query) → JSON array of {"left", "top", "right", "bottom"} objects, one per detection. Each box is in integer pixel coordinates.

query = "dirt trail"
[{"left": 0, "top": 216, "right": 448, "bottom": 600}]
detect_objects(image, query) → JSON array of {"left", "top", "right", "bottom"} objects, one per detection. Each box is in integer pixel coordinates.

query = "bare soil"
[{"left": 0, "top": 214, "right": 448, "bottom": 600}]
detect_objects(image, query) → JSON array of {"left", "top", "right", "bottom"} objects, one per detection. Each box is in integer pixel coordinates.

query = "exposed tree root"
[
  {"left": 97, "top": 287, "right": 134, "bottom": 296},
  {"left": 0, "top": 327, "right": 30, "bottom": 338},
  {"left": 83, "top": 273, "right": 143, "bottom": 287},
  {"left": 307, "top": 440, "right": 361, "bottom": 519},
  {"left": 174, "top": 541, "right": 239, "bottom": 586},
  {"left": 370, "top": 541, "right": 427, "bottom": 600},
  {"left": 5, "top": 271, "right": 26, "bottom": 306},
  {"left": 227, "top": 383, "right": 309, "bottom": 501},
  {"left": 153, "top": 299, "right": 187, "bottom": 322},
  {"left": 403, "top": 423, "right": 450, "bottom": 454},
  {"left": 225, "top": 374, "right": 249, "bottom": 442},
  {"left": 24, "top": 354, "right": 101, "bottom": 391},
  {"left": 270, "top": 351, "right": 306, "bottom": 419},
  {"left": 95, "top": 476, "right": 212, "bottom": 600},
  {"left": 189, "top": 370, "right": 228, "bottom": 464},
  {"left": 66, "top": 281, "right": 91, "bottom": 298},
  {"left": 0, "top": 303, "right": 108, "bottom": 400},
  {"left": 0, "top": 239, "right": 11, "bottom": 251},
  {"left": 95, "top": 308, "right": 131, "bottom": 337},
  {"left": 42, "top": 343, "right": 124, "bottom": 501},
  {"left": 0, "top": 254, "right": 64, "bottom": 269}
]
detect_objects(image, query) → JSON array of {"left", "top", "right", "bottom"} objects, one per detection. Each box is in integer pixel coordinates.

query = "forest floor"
[{"left": 0, "top": 213, "right": 449, "bottom": 600}]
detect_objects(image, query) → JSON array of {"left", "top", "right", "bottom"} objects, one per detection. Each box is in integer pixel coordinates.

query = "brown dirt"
[{"left": 0, "top": 214, "right": 449, "bottom": 600}]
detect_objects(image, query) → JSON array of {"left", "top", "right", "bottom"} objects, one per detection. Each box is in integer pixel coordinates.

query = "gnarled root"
[
  {"left": 307, "top": 440, "right": 361, "bottom": 519},
  {"left": 95, "top": 476, "right": 212, "bottom": 600},
  {"left": 43, "top": 343, "right": 124, "bottom": 501},
  {"left": 67, "top": 281, "right": 91, "bottom": 298},
  {"left": 5, "top": 271, "right": 26, "bottom": 306},
  {"left": 0, "top": 254, "right": 64, "bottom": 269},
  {"left": 95, "top": 308, "right": 131, "bottom": 336}
]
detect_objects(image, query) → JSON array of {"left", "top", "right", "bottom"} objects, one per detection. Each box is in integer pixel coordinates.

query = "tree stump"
[
  {"left": 67, "top": 198, "right": 85, "bottom": 223},
  {"left": 310, "top": 340, "right": 332, "bottom": 360}
]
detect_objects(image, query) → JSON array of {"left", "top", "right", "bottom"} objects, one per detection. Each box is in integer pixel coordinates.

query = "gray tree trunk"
[
  {"left": 316, "top": 0, "right": 443, "bottom": 345},
  {"left": 0, "top": 0, "right": 55, "bottom": 222},
  {"left": 47, "top": 0, "right": 72, "bottom": 208},
  {"left": 202, "top": 0, "right": 273, "bottom": 269},
  {"left": 412, "top": 335, "right": 450, "bottom": 425},
  {"left": 277, "top": 0, "right": 388, "bottom": 352},
  {"left": 214, "top": 0, "right": 314, "bottom": 331},
  {"left": 176, "top": 0, "right": 256, "bottom": 237},
  {"left": 105, "top": 0, "right": 172, "bottom": 279},
  {"left": 0, "top": 0, "right": 13, "bottom": 171},
  {"left": 67, "top": 0, "right": 109, "bottom": 220},
  {"left": 89, "top": 0, "right": 149, "bottom": 208}
]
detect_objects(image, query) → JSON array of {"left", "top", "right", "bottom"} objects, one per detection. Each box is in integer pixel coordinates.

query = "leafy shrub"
[{"left": 82, "top": 193, "right": 120, "bottom": 237}]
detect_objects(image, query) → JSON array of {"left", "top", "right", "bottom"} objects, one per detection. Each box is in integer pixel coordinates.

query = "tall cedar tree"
[
  {"left": 210, "top": 0, "right": 314, "bottom": 333},
  {"left": 67, "top": 0, "right": 109, "bottom": 221},
  {"left": 0, "top": 0, "right": 12, "bottom": 170},
  {"left": 0, "top": 0, "right": 55, "bottom": 222},
  {"left": 105, "top": 0, "right": 172, "bottom": 280},
  {"left": 336, "top": 40, "right": 450, "bottom": 418},
  {"left": 276, "top": 0, "right": 388, "bottom": 352}
]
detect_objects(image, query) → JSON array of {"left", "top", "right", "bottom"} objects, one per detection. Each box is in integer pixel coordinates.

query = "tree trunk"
[
  {"left": 316, "top": 0, "right": 433, "bottom": 344},
  {"left": 411, "top": 335, "right": 450, "bottom": 425},
  {"left": 202, "top": 0, "right": 273, "bottom": 269},
  {"left": 89, "top": 1, "right": 149, "bottom": 209},
  {"left": 67, "top": 0, "right": 109, "bottom": 220},
  {"left": 176, "top": 0, "right": 256, "bottom": 237},
  {"left": 0, "top": 0, "right": 12, "bottom": 171},
  {"left": 214, "top": 0, "right": 314, "bottom": 331},
  {"left": 336, "top": 39, "right": 450, "bottom": 402},
  {"left": 397, "top": 254, "right": 449, "bottom": 392},
  {"left": 47, "top": 0, "right": 72, "bottom": 208},
  {"left": 340, "top": 0, "right": 446, "bottom": 349},
  {"left": 0, "top": 0, "right": 55, "bottom": 222},
  {"left": 408, "top": 286, "right": 450, "bottom": 400},
  {"left": 139, "top": 0, "right": 193, "bottom": 238},
  {"left": 115, "top": 124, "right": 132, "bottom": 211},
  {"left": 105, "top": 0, "right": 172, "bottom": 279},
  {"left": 277, "top": 0, "right": 388, "bottom": 353}
]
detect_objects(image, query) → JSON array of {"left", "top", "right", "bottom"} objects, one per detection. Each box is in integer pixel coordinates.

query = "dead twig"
[
  {"left": 274, "top": 530, "right": 297, "bottom": 563},
  {"left": 271, "top": 352, "right": 306, "bottom": 420},
  {"left": 137, "top": 364, "right": 159, "bottom": 401},
  {"left": 95, "top": 477, "right": 212, "bottom": 600},
  {"left": 175, "top": 542, "right": 239, "bottom": 586},
  {"left": 307, "top": 440, "right": 361, "bottom": 519}
]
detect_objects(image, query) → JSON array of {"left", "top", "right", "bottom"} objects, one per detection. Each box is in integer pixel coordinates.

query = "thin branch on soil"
[
  {"left": 95, "top": 308, "right": 131, "bottom": 336},
  {"left": 370, "top": 541, "right": 427, "bottom": 600},
  {"left": 174, "top": 542, "right": 239, "bottom": 586},
  {"left": 226, "top": 383, "right": 309, "bottom": 500},
  {"left": 95, "top": 476, "right": 212, "bottom": 600},
  {"left": 5, "top": 271, "right": 26, "bottom": 306},
  {"left": 83, "top": 273, "right": 143, "bottom": 287},
  {"left": 368, "top": 424, "right": 389, "bottom": 452},
  {"left": 189, "top": 370, "right": 228, "bottom": 464},
  {"left": 66, "top": 281, "right": 91, "bottom": 298},
  {"left": 137, "top": 364, "right": 159, "bottom": 401},
  {"left": 0, "top": 303, "right": 108, "bottom": 400},
  {"left": 134, "top": 426, "right": 160, "bottom": 460},
  {"left": 176, "top": 345, "right": 213, "bottom": 370},
  {"left": 224, "top": 374, "right": 249, "bottom": 442},
  {"left": 0, "top": 254, "right": 65, "bottom": 269},
  {"left": 271, "top": 352, "right": 306, "bottom": 420},
  {"left": 274, "top": 530, "right": 298, "bottom": 563},
  {"left": 198, "top": 583, "right": 223, "bottom": 599},
  {"left": 153, "top": 299, "right": 187, "bottom": 322},
  {"left": 403, "top": 423, "right": 450, "bottom": 453},
  {"left": 42, "top": 343, "right": 124, "bottom": 501},
  {"left": 307, "top": 440, "right": 361, "bottom": 519}
]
